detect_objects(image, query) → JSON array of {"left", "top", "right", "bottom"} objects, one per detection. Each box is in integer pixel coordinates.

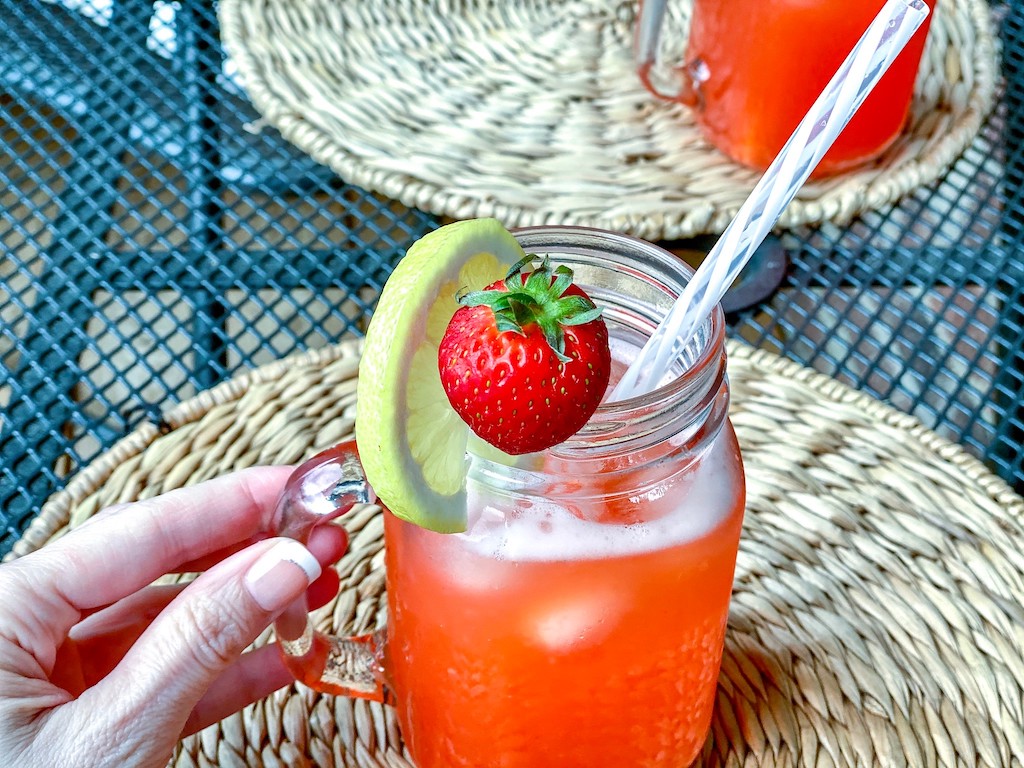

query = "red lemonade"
[
  {"left": 385, "top": 425, "right": 745, "bottom": 767},
  {"left": 639, "top": 0, "right": 936, "bottom": 175}
]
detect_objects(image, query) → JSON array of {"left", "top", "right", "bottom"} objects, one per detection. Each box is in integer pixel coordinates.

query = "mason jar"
[{"left": 274, "top": 226, "right": 745, "bottom": 768}]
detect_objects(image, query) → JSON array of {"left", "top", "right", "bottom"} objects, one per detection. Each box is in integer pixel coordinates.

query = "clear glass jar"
[
  {"left": 271, "top": 226, "right": 745, "bottom": 768},
  {"left": 385, "top": 226, "right": 746, "bottom": 768}
]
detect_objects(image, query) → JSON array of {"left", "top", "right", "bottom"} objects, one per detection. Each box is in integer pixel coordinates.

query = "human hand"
[{"left": 0, "top": 466, "right": 348, "bottom": 768}]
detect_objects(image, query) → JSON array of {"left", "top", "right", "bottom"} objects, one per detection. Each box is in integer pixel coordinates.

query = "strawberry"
[{"left": 438, "top": 256, "right": 611, "bottom": 455}]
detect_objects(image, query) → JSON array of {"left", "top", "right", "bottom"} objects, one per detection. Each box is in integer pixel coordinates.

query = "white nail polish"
[
  {"left": 251, "top": 539, "right": 321, "bottom": 582},
  {"left": 245, "top": 540, "right": 321, "bottom": 611}
]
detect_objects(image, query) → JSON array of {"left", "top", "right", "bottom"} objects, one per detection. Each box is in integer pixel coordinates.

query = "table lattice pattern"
[{"left": 2, "top": 0, "right": 1023, "bottom": 554}]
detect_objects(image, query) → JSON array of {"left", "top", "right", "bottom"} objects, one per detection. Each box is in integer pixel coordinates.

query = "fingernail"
[{"left": 245, "top": 540, "right": 322, "bottom": 611}]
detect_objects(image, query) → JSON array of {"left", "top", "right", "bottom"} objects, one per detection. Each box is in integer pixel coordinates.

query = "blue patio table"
[{"left": 1, "top": 0, "right": 1023, "bottom": 556}]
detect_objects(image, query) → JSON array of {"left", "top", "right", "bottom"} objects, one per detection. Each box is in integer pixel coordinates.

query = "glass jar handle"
[
  {"left": 269, "top": 441, "right": 394, "bottom": 704},
  {"left": 635, "top": 0, "right": 701, "bottom": 105}
]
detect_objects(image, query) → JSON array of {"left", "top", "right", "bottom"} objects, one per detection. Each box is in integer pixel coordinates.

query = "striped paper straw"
[{"left": 613, "top": 0, "right": 930, "bottom": 400}]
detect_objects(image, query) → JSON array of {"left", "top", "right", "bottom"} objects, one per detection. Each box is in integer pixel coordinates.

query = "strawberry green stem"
[{"left": 457, "top": 256, "right": 602, "bottom": 362}]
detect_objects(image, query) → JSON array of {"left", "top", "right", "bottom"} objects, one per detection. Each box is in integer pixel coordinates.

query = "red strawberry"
[{"left": 438, "top": 256, "right": 611, "bottom": 455}]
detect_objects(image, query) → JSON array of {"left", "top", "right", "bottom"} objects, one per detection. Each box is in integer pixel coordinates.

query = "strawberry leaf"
[
  {"left": 495, "top": 313, "right": 525, "bottom": 335},
  {"left": 561, "top": 306, "right": 604, "bottom": 326},
  {"left": 457, "top": 255, "right": 603, "bottom": 363},
  {"left": 525, "top": 265, "right": 551, "bottom": 294},
  {"left": 499, "top": 290, "right": 537, "bottom": 306},
  {"left": 539, "top": 317, "right": 570, "bottom": 363},
  {"left": 506, "top": 253, "right": 536, "bottom": 283},
  {"left": 555, "top": 295, "right": 596, "bottom": 314},
  {"left": 458, "top": 290, "right": 498, "bottom": 307},
  {"left": 549, "top": 265, "right": 573, "bottom": 300}
]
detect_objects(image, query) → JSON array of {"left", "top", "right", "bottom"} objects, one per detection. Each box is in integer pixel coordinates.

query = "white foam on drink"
[
  {"left": 453, "top": 330, "right": 737, "bottom": 564},
  {"left": 459, "top": 436, "right": 738, "bottom": 563}
]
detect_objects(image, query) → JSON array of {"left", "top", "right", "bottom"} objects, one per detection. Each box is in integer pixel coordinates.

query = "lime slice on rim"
[{"left": 355, "top": 218, "right": 523, "bottom": 533}]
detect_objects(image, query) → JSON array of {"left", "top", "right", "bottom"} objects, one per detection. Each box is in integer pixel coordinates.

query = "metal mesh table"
[{"left": 2, "top": 0, "right": 1022, "bottom": 556}]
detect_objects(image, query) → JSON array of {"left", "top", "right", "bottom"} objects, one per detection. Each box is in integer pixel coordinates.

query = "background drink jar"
[{"left": 636, "top": 0, "right": 937, "bottom": 176}]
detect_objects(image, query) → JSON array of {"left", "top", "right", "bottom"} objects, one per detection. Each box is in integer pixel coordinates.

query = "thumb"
[{"left": 75, "top": 538, "right": 319, "bottom": 741}]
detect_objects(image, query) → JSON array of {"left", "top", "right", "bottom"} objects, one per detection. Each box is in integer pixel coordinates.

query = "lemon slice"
[{"left": 355, "top": 218, "right": 523, "bottom": 532}]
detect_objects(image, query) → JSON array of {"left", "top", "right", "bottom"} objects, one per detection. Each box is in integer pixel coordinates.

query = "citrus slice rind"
[{"left": 355, "top": 218, "right": 522, "bottom": 532}]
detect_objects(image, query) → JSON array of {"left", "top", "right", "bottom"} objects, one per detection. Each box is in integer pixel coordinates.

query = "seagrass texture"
[
  {"left": 219, "top": 0, "right": 997, "bottom": 241},
  {"left": 9, "top": 339, "right": 1024, "bottom": 766}
]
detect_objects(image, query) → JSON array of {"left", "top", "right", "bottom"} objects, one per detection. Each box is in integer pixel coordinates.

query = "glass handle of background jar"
[
  {"left": 269, "top": 441, "right": 393, "bottom": 704},
  {"left": 634, "top": 0, "right": 703, "bottom": 105}
]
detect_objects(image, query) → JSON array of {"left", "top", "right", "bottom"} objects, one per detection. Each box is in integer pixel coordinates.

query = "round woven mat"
[
  {"left": 10, "top": 340, "right": 1024, "bottom": 767},
  {"left": 218, "top": 0, "right": 997, "bottom": 241}
]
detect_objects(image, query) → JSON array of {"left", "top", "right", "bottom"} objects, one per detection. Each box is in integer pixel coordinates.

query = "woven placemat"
[
  {"left": 10, "top": 340, "right": 1024, "bottom": 767},
  {"left": 218, "top": 0, "right": 997, "bottom": 241}
]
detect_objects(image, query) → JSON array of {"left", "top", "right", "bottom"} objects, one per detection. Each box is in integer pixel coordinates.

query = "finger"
[
  {"left": 14, "top": 466, "right": 293, "bottom": 621},
  {"left": 171, "top": 533, "right": 266, "bottom": 574},
  {"left": 306, "top": 565, "right": 341, "bottom": 611},
  {"left": 0, "top": 467, "right": 293, "bottom": 669},
  {"left": 70, "top": 537, "right": 319, "bottom": 739},
  {"left": 182, "top": 644, "right": 292, "bottom": 736},
  {"left": 71, "top": 519, "right": 347, "bottom": 639},
  {"left": 73, "top": 584, "right": 186, "bottom": 639},
  {"left": 175, "top": 516, "right": 349, "bottom": 574},
  {"left": 299, "top": 523, "right": 349, "bottom": 582},
  {"left": 55, "top": 566, "right": 339, "bottom": 698},
  {"left": 72, "top": 522, "right": 345, "bottom": 646}
]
